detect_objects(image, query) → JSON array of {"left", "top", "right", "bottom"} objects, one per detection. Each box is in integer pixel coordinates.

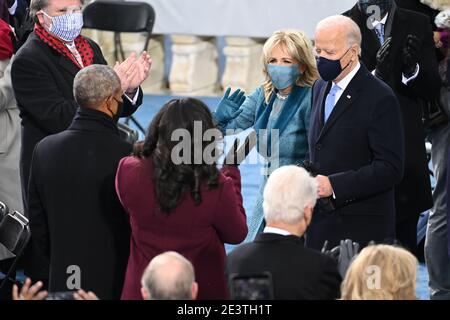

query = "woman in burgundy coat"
[{"left": 116, "top": 98, "right": 249, "bottom": 300}]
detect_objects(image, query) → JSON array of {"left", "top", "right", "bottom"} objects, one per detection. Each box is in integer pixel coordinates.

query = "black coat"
[
  {"left": 344, "top": 4, "right": 440, "bottom": 221},
  {"left": 395, "top": 0, "right": 439, "bottom": 29},
  {"left": 306, "top": 64, "right": 404, "bottom": 250},
  {"left": 11, "top": 33, "right": 143, "bottom": 211},
  {"left": 226, "top": 233, "right": 341, "bottom": 300},
  {"left": 448, "top": 148, "right": 450, "bottom": 257},
  {"left": 26, "top": 108, "right": 132, "bottom": 300}
]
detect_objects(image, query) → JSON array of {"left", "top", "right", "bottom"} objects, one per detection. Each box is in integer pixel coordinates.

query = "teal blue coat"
[{"left": 218, "top": 85, "right": 312, "bottom": 241}]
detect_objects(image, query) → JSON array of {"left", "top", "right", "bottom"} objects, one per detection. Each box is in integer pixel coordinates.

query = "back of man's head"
[
  {"left": 141, "top": 251, "right": 198, "bottom": 300},
  {"left": 263, "top": 166, "right": 317, "bottom": 235},
  {"left": 73, "top": 64, "right": 121, "bottom": 110}
]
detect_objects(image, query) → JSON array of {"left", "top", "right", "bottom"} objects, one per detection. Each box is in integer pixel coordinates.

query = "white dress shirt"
[{"left": 263, "top": 226, "right": 292, "bottom": 236}]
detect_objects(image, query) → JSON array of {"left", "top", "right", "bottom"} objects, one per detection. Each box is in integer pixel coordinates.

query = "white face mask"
[{"left": 41, "top": 10, "right": 84, "bottom": 42}]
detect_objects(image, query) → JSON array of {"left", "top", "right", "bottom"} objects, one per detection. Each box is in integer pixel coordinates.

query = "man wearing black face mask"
[
  {"left": 307, "top": 15, "right": 404, "bottom": 250},
  {"left": 26, "top": 65, "right": 131, "bottom": 299},
  {"left": 344, "top": 0, "right": 441, "bottom": 256}
]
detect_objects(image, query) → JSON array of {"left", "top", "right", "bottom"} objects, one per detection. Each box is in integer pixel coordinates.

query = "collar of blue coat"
[
  {"left": 254, "top": 85, "right": 309, "bottom": 137},
  {"left": 253, "top": 85, "right": 309, "bottom": 159}
]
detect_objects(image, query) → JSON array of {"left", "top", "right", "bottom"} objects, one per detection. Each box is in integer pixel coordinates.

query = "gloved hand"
[
  {"left": 321, "top": 240, "right": 340, "bottom": 259},
  {"left": 402, "top": 34, "right": 421, "bottom": 78},
  {"left": 322, "top": 239, "right": 360, "bottom": 278},
  {"left": 214, "top": 88, "right": 245, "bottom": 125},
  {"left": 223, "top": 131, "right": 257, "bottom": 166},
  {"left": 375, "top": 36, "right": 393, "bottom": 82},
  {"left": 337, "top": 239, "right": 360, "bottom": 278}
]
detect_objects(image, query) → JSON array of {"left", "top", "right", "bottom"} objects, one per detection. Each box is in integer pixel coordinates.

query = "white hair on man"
[
  {"left": 140, "top": 251, "right": 198, "bottom": 300},
  {"left": 316, "top": 15, "right": 362, "bottom": 53},
  {"left": 263, "top": 165, "right": 317, "bottom": 225}
]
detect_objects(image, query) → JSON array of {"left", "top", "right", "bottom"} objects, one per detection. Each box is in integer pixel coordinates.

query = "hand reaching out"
[{"left": 12, "top": 278, "right": 48, "bottom": 300}]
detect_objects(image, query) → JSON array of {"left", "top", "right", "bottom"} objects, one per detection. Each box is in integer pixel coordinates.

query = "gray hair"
[
  {"left": 141, "top": 251, "right": 195, "bottom": 300},
  {"left": 263, "top": 166, "right": 317, "bottom": 225},
  {"left": 30, "top": 0, "right": 86, "bottom": 22},
  {"left": 73, "top": 64, "right": 121, "bottom": 108},
  {"left": 316, "top": 15, "right": 362, "bottom": 49}
]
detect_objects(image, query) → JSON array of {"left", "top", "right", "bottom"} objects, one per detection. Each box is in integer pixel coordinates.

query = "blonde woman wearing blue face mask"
[{"left": 215, "top": 29, "right": 319, "bottom": 242}]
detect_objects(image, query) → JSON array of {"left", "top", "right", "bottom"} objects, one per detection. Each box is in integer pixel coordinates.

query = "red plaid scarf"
[{"left": 34, "top": 23, "right": 94, "bottom": 69}]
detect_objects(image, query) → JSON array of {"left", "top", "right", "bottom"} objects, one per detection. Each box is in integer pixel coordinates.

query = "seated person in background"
[
  {"left": 226, "top": 165, "right": 342, "bottom": 300},
  {"left": 341, "top": 244, "right": 418, "bottom": 300},
  {"left": 116, "top": 98, "right": 251, "bottom": 300},
  {"left": 27, "top": 65, "right": 132, "bottom": 300},
  {"left": 140, "top": 251, "right": 198, "bottom": 300}
]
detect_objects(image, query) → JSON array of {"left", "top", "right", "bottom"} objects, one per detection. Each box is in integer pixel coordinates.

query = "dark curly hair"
[{"left": 133, "top": 98, "right": 222, "bottom": 213}]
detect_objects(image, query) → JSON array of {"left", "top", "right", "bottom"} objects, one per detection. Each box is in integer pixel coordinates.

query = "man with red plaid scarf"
[{"left": 11, "top": 0, "right": 152, "bottom": 211}]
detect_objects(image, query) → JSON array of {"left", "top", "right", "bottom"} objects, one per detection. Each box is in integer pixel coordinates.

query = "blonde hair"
[
  {"left": 341, "top": 245, "right": 418, "bottom": 300},
  {"left": 262, "top": 29, "right": 319, "bottom": 102}
]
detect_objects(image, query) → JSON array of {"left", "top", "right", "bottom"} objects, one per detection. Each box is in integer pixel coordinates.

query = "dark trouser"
[
  {"left": 425, "top": 123, "right": 450, "bottom": 300},
  {"left": 395, "top": 214, "right": 420, "bottom": 257}
]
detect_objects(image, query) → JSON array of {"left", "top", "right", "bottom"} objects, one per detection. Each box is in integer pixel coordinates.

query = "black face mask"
[
  {"left": 358, "top": 0, "right": 393, "bottom": 18},
  {"left": 110, "top": 97, "right": 123, "bottom": 122},
  {"left": 316, "top": 48, "right": 352, "bottom": 82}
]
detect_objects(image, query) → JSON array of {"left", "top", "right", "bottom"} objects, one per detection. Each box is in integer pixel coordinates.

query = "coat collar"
[
  {"left": 254, "top": 232, "right": 305, "bottom": 246},
  {"left": 254, "top": 85, "right": 309, "bottom": 136},
  {"left": 347, "top": 3, "right": 406, "bottom": 72},
  {"left": 68, "top": 107, "right": 120, "bottom": 135}
]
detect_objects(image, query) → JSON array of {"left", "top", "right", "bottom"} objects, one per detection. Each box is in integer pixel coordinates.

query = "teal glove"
[{"left": 214, "top": 88, "right": 246, "bottom": 125}]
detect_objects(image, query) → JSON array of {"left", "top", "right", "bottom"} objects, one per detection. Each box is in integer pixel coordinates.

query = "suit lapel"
[
  {"left": 317, "top": 81, "right": 331, "bottom": 128},
  {"left": 316, "top": 65, "right": 366, "bottom": 142}
]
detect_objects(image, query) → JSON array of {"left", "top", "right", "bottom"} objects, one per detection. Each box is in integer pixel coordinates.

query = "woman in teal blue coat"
[{"left": 215, "top": 29, "right": 319, "bottom": 241}]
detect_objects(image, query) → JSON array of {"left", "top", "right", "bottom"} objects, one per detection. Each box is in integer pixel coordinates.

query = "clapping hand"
[
  {"left": 322, "top": 239, "right": 360, "bottom": 278},
  {"left": 215, "top": 88, "right": 246, "bottom": 124},
  {"left": 114, "top": 51, "right": 152, "bottom": 95},
  {"left": 73, "top": 289, "right": 99, "bottom": 300},
  {"left": 402, "top": 34, "right": 421, "bottom": 78},
  {"left": 12, "top": 278, "right": 48, "bottom": 300},
  {"left": 223, "top": 131, "right": 257, "bottom": 166}
]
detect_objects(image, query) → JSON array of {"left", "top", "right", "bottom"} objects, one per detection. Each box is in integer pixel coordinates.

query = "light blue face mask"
[
  {"left": 267, "top": 64, "right": 302, "bottom": 90},
  {"left": 42, "top": 11, "right": 84, "bottom": 42}
]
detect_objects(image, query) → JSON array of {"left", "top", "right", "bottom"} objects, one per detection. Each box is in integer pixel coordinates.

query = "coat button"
[{"left": 316, "top": 144, "right": 322, "bottom": 151}]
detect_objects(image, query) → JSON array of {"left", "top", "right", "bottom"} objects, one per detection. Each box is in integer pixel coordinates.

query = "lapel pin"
[{"left": 347, "top": 95, "right": 351, "bottom": 99}]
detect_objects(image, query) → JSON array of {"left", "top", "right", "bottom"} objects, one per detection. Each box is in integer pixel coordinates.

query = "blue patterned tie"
[
  {"left": 375, "top": 23, "right": 385, "bottom": 44},
  {"left": 324, "top": 84, "right": 340, "bottom": 123}
]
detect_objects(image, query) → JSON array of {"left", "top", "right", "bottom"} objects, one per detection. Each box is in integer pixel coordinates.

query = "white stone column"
[
  {"left": 221, "top": 37, "right": 265, "bottom": 94},
  {"left": 169, "top": 35, "right": 219, "bottom": 96},
  {"left": 81, "top": 30, "right": 166, "bottom": 94}
]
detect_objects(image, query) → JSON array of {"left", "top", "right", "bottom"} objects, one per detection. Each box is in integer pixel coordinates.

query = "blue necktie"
[
  {"left": 324, "top": 84, "right": 340, "bottom": 123},
  {"left": 375, "top": 23, "right": 385, "bottom": 44}
]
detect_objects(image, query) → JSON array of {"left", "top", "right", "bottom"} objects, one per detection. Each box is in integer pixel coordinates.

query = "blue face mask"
[
  {"left": 267, "top": 64, "right": 301, "bottom": 90},
  {"left": 42, "top": 11, "right": 84, "bottom": 42},
  {"left": 316, "top": 48, "right": 352, "bottom": 82}
]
